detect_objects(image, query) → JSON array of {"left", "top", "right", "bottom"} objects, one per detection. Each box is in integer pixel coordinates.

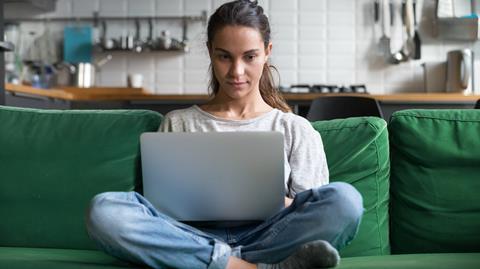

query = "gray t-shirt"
[{"left": 158, "top": 105, "right": 329, "bottom": 197}]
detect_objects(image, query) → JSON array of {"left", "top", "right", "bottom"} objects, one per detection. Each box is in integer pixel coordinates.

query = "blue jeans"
[{"left": 86, "top": 182, "right": 363, "bottom": 269}]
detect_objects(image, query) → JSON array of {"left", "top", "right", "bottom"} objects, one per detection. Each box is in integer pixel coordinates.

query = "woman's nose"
[{"left": 229, "top": 60, "right": 245, "bottom": 76}]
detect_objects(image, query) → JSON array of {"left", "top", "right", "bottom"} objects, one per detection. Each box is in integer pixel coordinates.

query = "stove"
[{"left": 280, "top": 84, "right": 368, "bottom": 94}]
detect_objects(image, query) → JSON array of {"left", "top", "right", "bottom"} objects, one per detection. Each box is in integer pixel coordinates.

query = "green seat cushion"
[
  {"left": 0, "top": 247, "right": 144, "bottom": 269},
  {"left": 336, "top": 253, "right": 480, "bottom": 269},
  {"left": 312, "top": 117, "right": 390, "bottom": 257},
  {"left": 389, "top": 109, "right": 480, "bottom": 254},
  {"left": 0, "top": 106, "right": 162, "bottom": 250}
]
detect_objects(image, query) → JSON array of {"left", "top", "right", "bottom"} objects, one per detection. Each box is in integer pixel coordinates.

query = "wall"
[{"left": 5, "top": 0, "right": 479, "bottom": 94}]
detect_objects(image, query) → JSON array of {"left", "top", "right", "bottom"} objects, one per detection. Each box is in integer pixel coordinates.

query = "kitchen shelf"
[
  {"left": 4, "top": 11, "right": 207, "bottom": 24},
  {"left": 5, "top": 11, "right": 208, "bottom": 43},
  {"left": 435, "top": 17, "right": 480, "bottom": 40},
  {"left": 93, "top": 46, "right": 188, "bottom": 53}
]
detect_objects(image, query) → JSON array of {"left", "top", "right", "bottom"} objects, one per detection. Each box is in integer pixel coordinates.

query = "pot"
[{"left": 73, "top": 55, "right": 112, "bottom": 88}]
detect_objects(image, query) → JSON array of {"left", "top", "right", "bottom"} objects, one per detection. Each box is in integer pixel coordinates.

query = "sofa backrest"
[
  {"left": 0, "top": 106, "right": 162, "bottom": 250},
  {"left": 389, "top": 109, "right": 480, "bottom": 254},
  {"left": 312, "top": 117, "right": 390, "bottom": 257}
]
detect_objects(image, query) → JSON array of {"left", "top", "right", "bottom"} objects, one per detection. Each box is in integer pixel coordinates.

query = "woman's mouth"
[{"left": 228, "top": 81, "right": 247, "bottom": 87}]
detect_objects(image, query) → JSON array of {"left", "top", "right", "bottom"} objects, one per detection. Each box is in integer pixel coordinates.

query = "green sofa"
[{"left": 0, "top": 105, "right": 479, "bottom": 269}]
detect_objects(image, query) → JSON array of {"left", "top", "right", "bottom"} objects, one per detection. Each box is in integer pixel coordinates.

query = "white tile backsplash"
[
  {"left": 327, "top": 12, "right": 355, "bottom": 26},
  {"left": 127, "top": 0, "right": 155, "bottom": 17},
  {"left": 271, "top": 25, "right": 296, "bottom": 41},
  {"left": 184, "top": 0, "right": 210, "bottom": 14},
  {"left": 298, "top": 41, "right": 326, "bottom": 55},
  {"left": 156, "top": 0, "right": 183, "bottom": 16},
  {"left": 327, "top": 0, "right": 355, "bottom": 12},
  {"left": 184, "top": 84, "right": 209, "bottom": 94},
  {"left": 327, "top": 26, "right": 355, "bottom": 41},
  {"left": 328, "top": 55, "right": 355, "bottom": 70},
  {"left": 298, "top": 71, "right": 326, "bottom": 84},
  {"left": 299, "top": 0, "right": 326, "bottom": 12},
  {"left": 299, "top": 13, "right": 326, "bottom": 26},
  {"left": 327, "top": 70, "right": 355, "bottom": 84},
  {"left": 72, "top": 0, "right": 98, "bottom": 17},
  {"left": 155, "top": 70, "right": 182, "bottom": 84},
  {"left": 99, "top": 0, "right": 127, "bottom": 17},
  {"left": 155, "top": 53, "right": 183, "bottom": 70},
  {"left": 328, "top": 42, "right": 355, "bottom": 55},
  {"left": 99, "top": 71, "right": 127, "bottom": 86},
  {"left": 184, "top": 70, "right": 208, "bottom": 84},
  {"left": 270, "top": 55, "right": 297, "bottom": 70},
  {"left": 13, "top": 0, "right": 477, "bottom": 94},
  {"left": 127, "top": 54, "right": 155, "bottom": 72},
  {"left": 270, "top": 0, "right": 297, "bottom": 12},
  {"left": 270, "top": 12, "right": 297, "bottom": 26},
  {"left": 299, "top": 55, "right": 325, "bottom": 70},
  {"left": 298, "top": 26, "right": 326, "bottom": 41},
  {"left": 271, "top": 41, "right": 296, "bottom": 55}
]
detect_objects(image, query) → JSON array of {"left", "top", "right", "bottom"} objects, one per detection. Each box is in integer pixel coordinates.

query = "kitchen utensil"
[
  {"left": 446, "top": 49, "right": 474, "bottom": 94},
  {"left": 405, "top": 0, "right": 416, "bottom": 58},
  {"left": 379, "top": 0, "right": 392, "bottom": 57},
  {"left": 390, "top": 2, "right": 409, "bottom": 64},
  {"left": 133, "top": 19, "right": 144, "bottom": 53},
  {"left": 145, "top": 18, "right": 155, "bottom": 51},
  {"left": 99, "top": 21, "right": 117, "bottom": 50},
  {"left": 412, "top": 0, "right": 421, "bottom": 59}
]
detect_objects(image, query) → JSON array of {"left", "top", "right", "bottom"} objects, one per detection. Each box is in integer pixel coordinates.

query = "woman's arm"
[
  {"left": 285, "top": 197, "right": 293, "bottom": 207},
  {"left": 287, "top": 118, "right": 329, "bottom": 196}
]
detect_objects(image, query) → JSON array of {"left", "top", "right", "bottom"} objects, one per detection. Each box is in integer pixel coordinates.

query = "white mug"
[{"left": 128, "top": 73, "right": 144, "bottom": 88}]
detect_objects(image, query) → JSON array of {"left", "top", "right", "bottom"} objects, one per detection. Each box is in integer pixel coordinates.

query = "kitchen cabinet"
[
  {"left": 5, "top": 84, "right": 480, "bottom": 119},
  {"left": 4, "top": 0, "right": 56, "bottom": 18}
]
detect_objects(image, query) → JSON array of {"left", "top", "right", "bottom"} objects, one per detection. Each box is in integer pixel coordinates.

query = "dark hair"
[{"left": 207, "top": 0, "right": 292, "bottom": 113}]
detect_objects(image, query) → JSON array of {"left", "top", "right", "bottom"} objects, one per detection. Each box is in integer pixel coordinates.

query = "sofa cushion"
[
  {"left": 312, "top": 117, "right": 390, "bottom": 257},
  {"left": 0, "top": 106, "right": 162, "bottom": 250},
  {"left": 389, "top": 109, "right": 480, "bottom": 254},
  {"left": 336, "top": 252, "right": 480, "bottom": 269},
  {"left": 0, "top": 247, "right": 143, "bottom": 269}
]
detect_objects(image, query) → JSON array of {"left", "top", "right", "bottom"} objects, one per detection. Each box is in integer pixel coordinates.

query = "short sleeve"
[{"left": 287, "top": 118, "right": 329, "bottom": 197}]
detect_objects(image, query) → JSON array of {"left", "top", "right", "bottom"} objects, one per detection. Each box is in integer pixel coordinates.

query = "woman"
[{"left": 86, "top": 1, "right": 363, "bottom": 269}]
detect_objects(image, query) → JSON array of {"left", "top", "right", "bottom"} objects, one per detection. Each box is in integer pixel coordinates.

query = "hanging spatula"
[{"left": 379, "top": 0, "right": 392, "bottom": 57}]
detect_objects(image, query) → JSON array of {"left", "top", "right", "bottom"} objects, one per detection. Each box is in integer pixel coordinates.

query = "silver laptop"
[{"left": 140, "top": 131, "right": 285, "bottom": 222}]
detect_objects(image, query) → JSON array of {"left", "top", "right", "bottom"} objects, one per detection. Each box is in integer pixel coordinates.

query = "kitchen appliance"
[
  {"left": 446, "top": 49, "right": 474, "bottom": 94},
  {"left": 282, "top": 84, "right": 368, "bottom": 94}
]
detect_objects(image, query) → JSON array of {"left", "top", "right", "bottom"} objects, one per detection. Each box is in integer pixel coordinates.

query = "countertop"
[{"left": 5, "top": 84, "right": 480, "bottom": 103}]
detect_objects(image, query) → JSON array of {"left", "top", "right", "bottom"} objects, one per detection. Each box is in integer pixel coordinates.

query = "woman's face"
[{"left": 209, "top": 25, "right": 271, "bottom": 100}]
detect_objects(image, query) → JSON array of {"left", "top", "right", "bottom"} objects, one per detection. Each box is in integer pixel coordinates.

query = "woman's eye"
[
  {"left": 218, "top": 54, "right": 230, "bottom": 60},
  {"left": 245, "top": 55, "right": 256, "bottom": 61}
]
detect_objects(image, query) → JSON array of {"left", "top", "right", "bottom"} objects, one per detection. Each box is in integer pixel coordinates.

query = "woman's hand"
[{"left": 285, "top": 197, "right": 293, "bottom": 208}]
